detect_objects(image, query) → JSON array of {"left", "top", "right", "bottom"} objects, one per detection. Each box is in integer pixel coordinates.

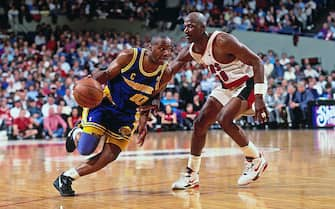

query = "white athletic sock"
[
  {"left": 187, "top": 155, "right": 201, "bottom": 173},
  {"left": 63, "top": 168, "right": 80, "bottom": 180},
  {"left": 72, "top": 128, "right": 82, "bottom": 141},
  {"left": 241, "top": 141, "right": 260, "bottom": 159}
]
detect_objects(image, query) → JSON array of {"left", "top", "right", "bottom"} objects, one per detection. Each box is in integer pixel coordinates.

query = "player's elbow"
[{"left": 251, "top": 56, "right": 262, "bottom": 67}]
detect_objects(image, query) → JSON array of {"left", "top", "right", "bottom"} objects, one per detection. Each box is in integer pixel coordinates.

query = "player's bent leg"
[
  {"left": 76, "top": 143, "right": 121, "bottom": 176},
  {"left": 53, "top": 143, "right": 121, "bottom": 196},
  {"left": 217, "top": 98, "right": 249, "bottom": 147},
  {"left": 217, "top": 98, "right": 268, "bottom": 186},
  {"left": 77, "top": 132, "right": 100, "bottom": 155},
  {"left": 172, "top": 97, "right": 221, "bottom": 190},
  {"left": 191, "top": 97, "right": 223, "bottom": 156}
]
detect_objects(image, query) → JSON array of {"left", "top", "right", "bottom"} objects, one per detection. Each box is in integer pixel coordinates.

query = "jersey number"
[
  {"left": 130, "top": 94, "right": 149, "bottom": 105},
  {"left": 208, "top": 63, "right": 228, "bottom": 81}
]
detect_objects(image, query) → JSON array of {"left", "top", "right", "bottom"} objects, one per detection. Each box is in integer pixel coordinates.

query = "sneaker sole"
[
  {"left": 238, "top": 161, "right": 268, "bottom": 186},
  {"left": 172, "top": 183, "right": 200, "bottom": 190}
]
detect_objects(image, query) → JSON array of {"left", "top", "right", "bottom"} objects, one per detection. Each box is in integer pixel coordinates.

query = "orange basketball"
[{"left": 73, "top": 77, "right": 103, "bottom": 108}]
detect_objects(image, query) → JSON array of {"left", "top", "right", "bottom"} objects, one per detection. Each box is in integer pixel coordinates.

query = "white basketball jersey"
[{"left": 189, "top": 31, "right": 254, "bottom": 89}]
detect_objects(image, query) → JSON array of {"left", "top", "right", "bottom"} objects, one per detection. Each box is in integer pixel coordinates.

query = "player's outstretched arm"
[
  {"left": 92, "top": 49, "right": 134, "bottom": 84},
  {"left": 157, "top": 46, "right": 193, "bottom": 92},
  {"left": 216, "top": 33, "right": 268, "bottom": 123}
]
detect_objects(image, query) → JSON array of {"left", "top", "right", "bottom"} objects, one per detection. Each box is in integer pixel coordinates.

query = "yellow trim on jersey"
[
  {"left": 105, "top": 135, "right": 130, "bottom": 151},
  {"left": 154, "top": 63, "right": 167, "bottom": 91},
  {"left": 139, "top": 49, "right": 162, "bottom": 77},
  {"left": 103, "top": 86, "right": 111, "bottom": 97},
  {"left": 121, "top": 48, "right": 138, "bottom": 73},
  {"left": 103, "top": 85, "right": 115, "bottom": 104},
  {"left": 122, "top": 76, "right": 154, "bottom": 95},
  {"left": 82, "top": 125, "right": 130, "bottom": 151},
  {"left": 83, "top": 122, "right": 130, "bottom": 140},
  {"left": 82, "top": 108, "right": 89, "bottom": 123},
  {"left": 82, "top": 125, "right": 105, "bottom": 136}
]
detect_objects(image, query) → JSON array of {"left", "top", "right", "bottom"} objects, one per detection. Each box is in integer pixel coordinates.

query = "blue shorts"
[{"left": 81, "top": 99, "right": 139, "bottom": 150}]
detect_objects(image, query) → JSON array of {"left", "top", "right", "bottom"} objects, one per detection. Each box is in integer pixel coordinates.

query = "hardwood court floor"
[{"left": 0, "top": 129, "right": 334, "bottom": 209}]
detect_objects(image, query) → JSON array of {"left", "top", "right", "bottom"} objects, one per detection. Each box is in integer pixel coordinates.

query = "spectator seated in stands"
[
  {"left": 27, "top": 98, "right": 43, "bottom": 138},
  {"left": 12, "top": 109, "right": 38, "bottom": 140},
  {"left": 161, "top": 91, "right": 179, "bottom": 111},
  {"left": 287, "top": 81, "right": 315, "bottom": 128},
  {"left": 66, "top": 107, "right": 81, "bottom": 133},
  {"left": 43, "top": 107, "right": 67, "bottom": 139},
  {"left": 273, "top": 86, "right": 288, "bottom": 126},
  {"left": 285, "top": 83, "right": 300, "bottom": 128},
  {"left": 320, "top": 82, "right": 335, "bottom": 99},
  {"left": 10, "top": 99, "right": 30, "bottom": 119},
  {"left": 181, "top": 103, "right": 199, "bottom": 130},
  {"left": 159, "top": 105, "right": 178, "bottom": 131},
  {"left": 265, "top": 87, "right": 277, "bottom": 125}
]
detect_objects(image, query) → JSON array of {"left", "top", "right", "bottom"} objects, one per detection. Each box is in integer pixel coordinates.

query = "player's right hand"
[
  {"left": 254, "top": 95, "right": 269, "bottom": 123},
  {"left": 137, "top": 125, "right": 147, "bottom": 147}
]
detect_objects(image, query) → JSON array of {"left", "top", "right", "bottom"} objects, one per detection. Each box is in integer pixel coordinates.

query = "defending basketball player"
[
  {"left": 53, "top": 36, "right": 173, "bottom": 196},
  {"left": 169, "top": 12, "right": 269, "bottom": 189}
]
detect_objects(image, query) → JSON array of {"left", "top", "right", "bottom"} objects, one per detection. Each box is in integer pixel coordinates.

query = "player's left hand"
[
  {"left": 254, "top": 95, "right": 269, "bottom": 123},
  {"left": 137, "top": 125, "right": 147, "bottom": 147}
]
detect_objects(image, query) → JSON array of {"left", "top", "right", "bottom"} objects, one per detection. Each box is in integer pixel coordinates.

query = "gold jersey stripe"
[
  {"left": 121, "top": 48, "right": 138, "bottom": 73},
  {"left": 122, "top": 76, "right": 154, "bottom": 95}
]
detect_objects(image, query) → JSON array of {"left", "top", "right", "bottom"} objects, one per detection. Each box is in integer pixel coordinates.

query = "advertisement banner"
[{"left": 313, "top": 105, "right": 335, "bottom": 128}]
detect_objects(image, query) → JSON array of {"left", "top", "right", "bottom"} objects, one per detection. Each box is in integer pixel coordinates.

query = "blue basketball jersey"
[
  {"left": 82, "top": 48, "right": 166, "bottom": 139},
  {"left": 106, "top": 48, "right": 166, "bottom": 114}
]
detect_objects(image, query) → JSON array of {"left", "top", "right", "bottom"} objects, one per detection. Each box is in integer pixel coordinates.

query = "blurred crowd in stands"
[
  {"left": 0, "top": 23, "right": 335, "bottom": 140},
  {"left": 0, "top": 0, "right": 335, "bottom": 140},
  {"left": 1, "top": 0, "right": 334, "bottom": 40}
]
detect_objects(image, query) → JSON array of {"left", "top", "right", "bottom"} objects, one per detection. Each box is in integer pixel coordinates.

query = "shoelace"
[{"left": 243, "top": 161, "right": 254, "bottom": 175}]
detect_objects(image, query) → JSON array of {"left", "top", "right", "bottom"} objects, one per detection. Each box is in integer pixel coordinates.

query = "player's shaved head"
[
  {"left": 151, "top": 35, "right": 171, "bottom": 45},
  {"left": 184, "top": 12, "right": 207, "bottom": 27}
]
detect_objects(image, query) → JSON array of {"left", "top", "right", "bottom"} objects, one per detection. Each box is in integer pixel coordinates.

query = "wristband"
[{"left": 254, "top": 83, "right": 267, "bottom": 95}]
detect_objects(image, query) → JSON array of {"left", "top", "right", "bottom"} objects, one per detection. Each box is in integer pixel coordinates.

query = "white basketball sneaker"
[
  {"left": 171, "top": 170, "right": 200, "bottom": 190},
  {"left": 238, "top": 153, "right": 268, "bottom": 186}
]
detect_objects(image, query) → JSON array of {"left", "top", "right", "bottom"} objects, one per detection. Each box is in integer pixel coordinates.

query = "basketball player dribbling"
[
  {"left": 53, "top": 36, "right": 174, "bottom": 196},
  {"left": 170, "top": 12, "right": 269, "bottom": 189}
]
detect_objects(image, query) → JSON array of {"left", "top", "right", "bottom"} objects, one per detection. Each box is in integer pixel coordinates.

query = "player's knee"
[
  {"left": 218, "top": 113, "right": 233, "bottom": 130},
  {"left": 77, "top": 133, "right": 100, "bottom": 155},
  {"left": 193, "top": 116, "right": 209, "bottom": 133}
]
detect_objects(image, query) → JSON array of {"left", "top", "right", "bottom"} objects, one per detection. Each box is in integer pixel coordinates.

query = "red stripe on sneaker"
[{"left": 254, "top": 162, "right": 261, "bottom": 172}]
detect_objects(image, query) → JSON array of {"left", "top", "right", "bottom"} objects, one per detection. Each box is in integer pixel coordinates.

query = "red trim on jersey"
[
  {"left": 247, "top": 89, "right": 255, "bottom": 108},
  {"left": 222, "top": 75, "right": 249, "bottom": 89}
]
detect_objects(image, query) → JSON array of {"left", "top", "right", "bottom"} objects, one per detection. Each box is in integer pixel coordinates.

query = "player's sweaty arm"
[
  {"left": 92, "top": 49, "right": 134, "bottom": 84},
  {"left": 216, "top": 33, "right": 268, "bottom": 122}
]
